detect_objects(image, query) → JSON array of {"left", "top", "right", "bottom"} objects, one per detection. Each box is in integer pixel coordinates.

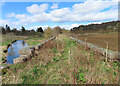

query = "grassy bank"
[
  {"left": 1, "top": 34, "right": 44, "bottom": 65},
  {"left": 2, "top": 34, "right": 119, "bottom": 84}
]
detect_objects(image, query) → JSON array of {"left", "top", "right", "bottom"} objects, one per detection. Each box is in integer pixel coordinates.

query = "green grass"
[
  {"left": 75, "top": 69, "right": 86, "bottom": 84},
  {"left": 25, "top": 36, "right": 44, "bottom": 46},
  {"left": 1, "top": 34, "right": 44, "bottom": 46},
  {"left": 1, "top": 35, "right": 28, "bottom": 46}
]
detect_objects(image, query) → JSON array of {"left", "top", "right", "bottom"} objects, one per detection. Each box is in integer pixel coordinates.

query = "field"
[
  {"left": 71, "top": 32, "right": 118, "bottom": 51},
  {"left": 2, "top": 34, "right": 119, "bottom": 84}
]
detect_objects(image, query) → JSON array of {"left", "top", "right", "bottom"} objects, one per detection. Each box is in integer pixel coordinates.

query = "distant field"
[{"left": 72, "top": 32, "right": 118, "bottom": 51}]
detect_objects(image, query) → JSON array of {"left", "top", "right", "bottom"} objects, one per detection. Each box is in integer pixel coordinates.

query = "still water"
[{"left": 6, "top": 40, "right": 28, "bottom": 64}]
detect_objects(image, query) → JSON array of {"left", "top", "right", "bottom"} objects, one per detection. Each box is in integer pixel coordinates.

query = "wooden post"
[
  {"left": 85, "top": 38, "right": 87, "bottom": 50},
  {"left": 105, "top": 41, "right": 109, "bottom": 62},
  {"left": 68, "top": 50, "right": 71, "bottom": 64}
]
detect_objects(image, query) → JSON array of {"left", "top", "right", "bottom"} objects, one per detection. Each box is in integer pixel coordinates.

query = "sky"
[{"left": 0, "top": 0, "right": 119, "bottom": 30}]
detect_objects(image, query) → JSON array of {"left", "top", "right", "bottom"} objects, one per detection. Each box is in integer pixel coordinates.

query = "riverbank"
[{"left": 0, "top": 34, "right": 45, "bottom": 68}]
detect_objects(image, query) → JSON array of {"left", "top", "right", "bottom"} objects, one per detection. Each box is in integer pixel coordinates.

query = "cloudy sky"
[{"left": 0, "top": 0, "right": 119, "bottom": 30}]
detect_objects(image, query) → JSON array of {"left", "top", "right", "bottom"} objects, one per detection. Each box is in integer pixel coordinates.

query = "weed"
[
  {"left": 22, "top": 75, "right": 27, "bottom": 84},
  {"left": 52, "top": 46, "right": 58, "bottom": 53},
  {"left": 113, "top": 71, "right": 117, "bottom": 76},
  {"left": 75, "top": 68, "right": 86, "bottom": 84},
  {"left": 112, "top": 62, "right": 118, "bottom": 70},
  {"left": 105, "top": 68, "right": 112, "bottom": 73},
  {"left": 2, "top": 69, "right": 7, "bottom": 75},
  {"left": 29, "top": 65, "right": 43, "bottom": 77},
  {"left": 90, "top": 57, "right": 94, "bottom": 64},
  {"left": 53, "top": 57, "right": 60, "bottom": 62},
  {"left": 101, "top": 81, "right": 104, "bottom": 84},
  {"left": 78, "top": 69, "right": 83, "bottom": 72},
  {"left": 82, "top": 50, "right": 85, "bottom": 54}
]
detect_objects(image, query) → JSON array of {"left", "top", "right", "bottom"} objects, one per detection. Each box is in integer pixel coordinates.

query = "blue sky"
[{"left": 0, "top": 0, "right": 119, "bottom": 30}]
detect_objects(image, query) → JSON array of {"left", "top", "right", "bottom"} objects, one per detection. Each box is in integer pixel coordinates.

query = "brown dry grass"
[{"left": 72, "top": 32, "right": 118, "bottom": 51}]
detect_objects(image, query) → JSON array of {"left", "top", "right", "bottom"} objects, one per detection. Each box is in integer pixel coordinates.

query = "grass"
[
  {"left": 25, "top": 36, "right": 44, "bottom": 46},
  {"left": 2, "top": 34, "right": 119, "bottom": 84},
  {"left": 1, "top": 34, "right": 28, "bottom": 46},
  {"left": 1, "top": 34, "right": 44, "bottom": 46}
]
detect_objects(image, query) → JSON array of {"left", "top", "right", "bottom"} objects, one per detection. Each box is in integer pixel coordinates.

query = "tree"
[
  {"left": 0, "top": 26, "right": 6, "bottom": 34},
  {"left": 12, "top": 28, "right": 17, "bottom": 34},
  {"left": 44, "top": 27, "right": 53, "bottom": 38},
  {"left": 37, "top": 27, "right": 44, "bottom": 33},
  {"left": 116, "top": 22, "right": 120, "bottom": 31},
  {"left": 21, "top": 26, "right": 26, "bottom": 35},
  {"left": 31, "top": 29, "right": 35, "bottom": 32},
  {"left": 5, "top": 25, "right": 10, "bottom": 33},
  {"left": 52, "top": 26, "right": 62, "bottom": 35},
  {"left": 106, "top": 26, "right": 113, "bottom": 30}
]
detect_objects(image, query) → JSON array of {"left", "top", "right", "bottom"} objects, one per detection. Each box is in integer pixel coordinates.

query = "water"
[{"left": 6, "top": 40, "right": 28, "bottom": 64}]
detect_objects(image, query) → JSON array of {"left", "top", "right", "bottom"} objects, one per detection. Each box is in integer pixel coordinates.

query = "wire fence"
[{"left": 70, "top": 36, "right": 120, "bottom": 61}]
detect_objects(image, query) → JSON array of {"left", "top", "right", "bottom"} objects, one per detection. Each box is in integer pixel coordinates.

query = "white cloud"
[
  {"left": 59, "top": 23, "right": 83, "bottom": 30},
  {"left": 51, "top": 3, "right": 58, "bottom": 9},
  {"left": 50, "top": 8, "right": 71, "bottom": 22},
  {"left": 6, "top": 13, "right": 15, "bottom": 17},
  {"left": 26, "top": 4, "right": 49, "bottom": 14},
  {"left": 12, "top": 13, "right": 51, "bottom": 26},
  {"left": 0, "top": 19, "right": 10, "bottom": 26},
  {"left": 48, "top": 0, "right": 118, "bottom": 23},
  {"left": 3, "top": 0, "right": 118, "bottom": 29},
  {"left": 72, "top": 0, "right": 116, "bottom": 14},
  {"left": 29, "top": 23, "right": 80, "bottom": 30},
  {"left": 15, "top": 14, "right": 28, "bottom": 19},
  {"left": 30, "top": 25, "right": 49, "bottom": 31}
]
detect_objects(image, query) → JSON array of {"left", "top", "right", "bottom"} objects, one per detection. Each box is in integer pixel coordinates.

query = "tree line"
[
  {"left": 0, "top": 25, "right": 69, "bottom": 38},
  {"left": 70, "top": 21, "right": 120, "bottom": 34},
  {"left": 0, "top": 25, "right": 44, "bottom": 36}
]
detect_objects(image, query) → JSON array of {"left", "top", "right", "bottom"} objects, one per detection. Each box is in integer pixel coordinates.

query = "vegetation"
[
  {"left": 1, "top": 34, "right": 28, "bottom": 46},
  {"left": 70, "top": 21, "right": 120, "bottom": 34},
  {"left": 43, "top": 27, "right": 53, "bottom": 38},
  {"left": 25, "top": 36, "right": 44, "bottom": 46},
  {"left": 2, "top": 34, "right": 119, "bottom": 84},
  {"left": 0, "top": 25, "right": 44, "bottom": 36},
  {"left": 1, "top": 21, "right": 119, "bottom": 84},
  {"left": 36, "top": 27, "right": 44, "bottom": 33}
]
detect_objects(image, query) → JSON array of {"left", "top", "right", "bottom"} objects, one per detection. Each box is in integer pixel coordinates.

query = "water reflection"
[{"left": 6, "top": 40, "right": 28, "bottom": 64}]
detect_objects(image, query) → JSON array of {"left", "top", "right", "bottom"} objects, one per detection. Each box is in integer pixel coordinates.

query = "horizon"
[
  {"left": 0, "top": 0, "right": 119, "bottom": 30},
  {"left": 0, "top": 20, "right": 118, "bottom": 31}
]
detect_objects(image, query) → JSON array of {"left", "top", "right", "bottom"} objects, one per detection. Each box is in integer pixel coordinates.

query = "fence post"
[
  {"left": 85, "top": 38, "right": 87, "bottom": 50},
  {"left": 105, "top": 41, "right": 109, "bottom": 62},
  {"left": 68, "top": 50, "right": 71, "bottom": 64}
]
